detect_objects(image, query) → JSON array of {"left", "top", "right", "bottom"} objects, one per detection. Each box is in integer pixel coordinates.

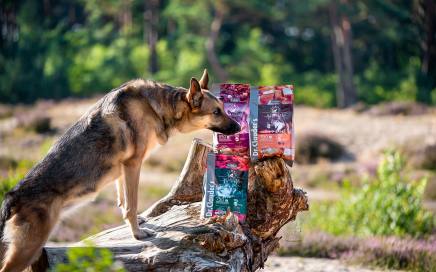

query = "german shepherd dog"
[{"left": 0, "top": 69, "right": 240, "bottom": 272}]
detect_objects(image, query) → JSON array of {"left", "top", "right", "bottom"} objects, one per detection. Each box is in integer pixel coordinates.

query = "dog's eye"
[{"left": 213, "top": 108, "right": 221, "bottom": 115}]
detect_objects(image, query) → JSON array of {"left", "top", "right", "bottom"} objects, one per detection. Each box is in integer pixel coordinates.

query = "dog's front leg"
[
  {"left": 116, "top": 178, "right": 125, "bottom": 208},
  {"left": 121, "top": 160, "right": 154, "bottom": 240}
]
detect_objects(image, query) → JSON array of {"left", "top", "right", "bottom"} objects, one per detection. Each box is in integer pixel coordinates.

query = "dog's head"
[{"left": 179, "top": 69, "right": 241, "bottom": 135}]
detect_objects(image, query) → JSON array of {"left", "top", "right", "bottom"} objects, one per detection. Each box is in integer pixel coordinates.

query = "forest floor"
[
  {"left": 263, "top": 256, "right": 402, "bottom": 272},
  {"left": 1, "top": 97, "right": 435, "bottom": 271}
]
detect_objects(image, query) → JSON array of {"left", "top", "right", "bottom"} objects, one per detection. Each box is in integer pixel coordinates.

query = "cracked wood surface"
[{"left": 33, "top": 139, "right": 308, "bottom": 271}]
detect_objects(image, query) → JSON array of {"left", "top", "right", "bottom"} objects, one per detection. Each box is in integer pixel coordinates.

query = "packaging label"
[
  {"left": 249, "top": 87, "right": 259, "bottom": 160},
  {"left": 258, "top": 104, "right": 293, "bottom": 133},
  {"left": 249, "top": 85, "right": 295, "bottom": 164},
  {"left": 213, "top": 84, "right": 250, "bottom": 156},
  {"left": 202, "top": 83, "right": 295, "bottom": 223},
  {"left": 201, "top": 153, "right": 249, "bottom": 222}
]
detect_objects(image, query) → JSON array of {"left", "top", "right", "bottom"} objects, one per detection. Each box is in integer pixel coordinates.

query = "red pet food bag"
[{"left": 249, "top": 85, "right": 295, "bottom": 165}]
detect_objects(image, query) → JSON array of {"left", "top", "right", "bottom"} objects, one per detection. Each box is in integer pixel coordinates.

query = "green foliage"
[
  {"left": 0, "top": 173, "right": 21, "bottom": 203},
  {"left": 1, "top": 0, "right": 435, "bottom": 105},
  {"left": 53, "top": 243, "right": 125, "bottom": 272},
  {"left": 294, "top": 73, "right": 337, "bottom": 108},
  {"left": 307, "top": 151, "right": 435, "bottom": 237},
  {"left": 356, "top": 59, "right": 421, "bottom": 105},
  {"left": 0, "top": 160, "right": 31, "bottom": 202}
]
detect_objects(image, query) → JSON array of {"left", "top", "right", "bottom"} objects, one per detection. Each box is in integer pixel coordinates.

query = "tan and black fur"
[{"left": 0, "top": 69, "right": 240, "bottom": 272}]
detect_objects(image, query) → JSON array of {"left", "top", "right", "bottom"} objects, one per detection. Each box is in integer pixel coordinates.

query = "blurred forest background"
[
  {"left": 1, "top": 0, "right": 435, "bottom": 107},
  {"left": 1, "top": 1, "right": 436, "bottom": 271}
]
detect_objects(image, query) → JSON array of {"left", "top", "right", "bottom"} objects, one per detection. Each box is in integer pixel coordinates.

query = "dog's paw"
[{"left": 133, "top": 227, "right": 154, "bottom": 240}]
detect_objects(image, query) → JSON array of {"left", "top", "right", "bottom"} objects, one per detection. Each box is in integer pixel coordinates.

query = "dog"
[{"left": 0, "top": 69, "right": 241, "bottom": 272}]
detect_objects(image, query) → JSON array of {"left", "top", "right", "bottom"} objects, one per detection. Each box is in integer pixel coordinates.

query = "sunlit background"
[{"left": 0, "top": 0, "right": 435, "bottom": 271}]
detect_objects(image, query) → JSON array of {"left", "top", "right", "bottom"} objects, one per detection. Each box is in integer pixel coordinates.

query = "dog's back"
[
  {"left": 0, "top": 80, "right": 168, "bottom": 237},
  {"left": 0, "top": 72, "right": 240, "bottom": 271},
  {"left": 0, "top": 86, "right": 136, "bottom": 271},
  {"left": 8, "top": 103, "right": 117, "bottom": 199}
]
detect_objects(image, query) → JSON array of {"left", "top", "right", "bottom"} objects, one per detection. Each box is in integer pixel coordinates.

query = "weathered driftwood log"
[
  {"left": 32, "top": 139, "right": 308, "bottom": 271},
  {"left": 141, "top": 138, "right": 212, "bottom": 218}
]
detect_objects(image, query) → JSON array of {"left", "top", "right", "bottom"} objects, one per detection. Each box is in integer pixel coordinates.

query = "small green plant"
[
  {"left": 53, "top": 242, "right": 125, "bottom": 272},
  {"left": 0, "top": 173, "right": 21, "bottom": 203},
  {"left": 308, "top": 150, "right": 435, "bottom": 237},
  {"left": 0, "top": 160, "right": 31, "bottom": 202}
]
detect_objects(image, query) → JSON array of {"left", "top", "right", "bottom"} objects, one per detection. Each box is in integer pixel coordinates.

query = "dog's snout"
[
  {"left": 220, "top": 121, "right": 241, "bottom": 135},
  {"left": 208, "top": 119, "right": 241, "bottom": 135},
  {"left": 230, "top": 122, "right": 241, "bottom": 134}
]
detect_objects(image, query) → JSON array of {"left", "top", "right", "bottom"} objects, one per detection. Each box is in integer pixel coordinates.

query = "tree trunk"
[
  {"left": 329, "top": 0, "right": 357, "bottom": 108},
  {"left": 206, "top": 0, "right": 229, "bottom": 82},
  {"left": 144, "top": 0, "right": 159, "bottom": 74},
  {"left": 415, "top": 0, "right": 436, "bottom": 104},
  {"left": 141, "top": 138, "right": 211, "bottom": 218},
  {"left": 120, "top": 0, "right": 132, "bottom": 35},
  {"left": 32, "top": 139, "right": 308, "bottom": 271},
  {"left": 0, "top": 1, "right": 18, "bottom": 47}
]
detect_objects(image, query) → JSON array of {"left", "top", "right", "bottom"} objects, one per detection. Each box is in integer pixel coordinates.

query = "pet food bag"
[
  {"left": 201, "top": 153, "right": 249, "bottom": 222},
  {"left": 212, "top": 84, "right": 250, "bottom": 156},
  {"left": 249, "top": 85, "right": 295, "bottom": 165}
]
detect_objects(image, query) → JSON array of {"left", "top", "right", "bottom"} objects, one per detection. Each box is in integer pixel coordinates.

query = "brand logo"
[
  {"left": 250, "top": 117, "right": 258, "bottom": 157},
  {"left": 205, "top": 182, "right": 215, "bottom": 217}
]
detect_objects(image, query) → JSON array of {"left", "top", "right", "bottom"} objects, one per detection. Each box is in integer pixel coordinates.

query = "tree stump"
[{"left": 32, "top": 139, "right": 308, "bottom": 271}]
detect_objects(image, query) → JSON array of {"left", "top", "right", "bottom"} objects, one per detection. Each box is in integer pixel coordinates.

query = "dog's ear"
[
  {"left": 199, "top": 69, "right": 209, "bottom": 90},
  {"left": 186, "top": 77, "right": 203, "bottom": 109}
]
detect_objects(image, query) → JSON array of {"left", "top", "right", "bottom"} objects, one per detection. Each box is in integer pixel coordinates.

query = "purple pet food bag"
[{"left": 212, "top": 84, "right": 250, "bottom": 156}]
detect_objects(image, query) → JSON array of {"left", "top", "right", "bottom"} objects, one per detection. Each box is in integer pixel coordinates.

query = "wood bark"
[
  {"left": 419, "top": 0, "right": 436, "bottom": 76},
  {"left": 141, "top": 138, "right": 211, "bottom": 218},
  {"left": 329, "top": 0, "right": 357, "bottom": 108},
  {"left": 32, "top": 139, "right": 308, "bottom": 271},
  {"left": 415, "top": 0, "right": 436, "bottom": 103}
]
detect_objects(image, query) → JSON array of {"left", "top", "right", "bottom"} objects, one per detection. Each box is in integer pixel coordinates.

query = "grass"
[
  {"left": 281, "top": 151, "right": 436, "bottom": 271},
  {"left": 0, "top": 159, "right": 33, "bottom": 201},
  {"left": 278, "top": 232, "right": 436, "bottom": 272},
  {"left": 141, "top": 184, "right": 169, "bottom": 199},
  {"left": 144, "top": 156, "right": 185, "bottom": 173},
  {"left": 0, "top": 130, "right": 173, "bottom": 243},
  {"left": 53, "top": 241, "right": 125, "bottom": 272},
  {"left": 50, "top": 183, "right": 170, "bottom": 242},
  {"left": 0, "top": 137, "right": 51, "bottom": 201},
  {"left": 1, "top": 100, "right": 435, "bottom": 270},
  {"left": 304, "top": 151, "right": 435, "bottom": 237}
]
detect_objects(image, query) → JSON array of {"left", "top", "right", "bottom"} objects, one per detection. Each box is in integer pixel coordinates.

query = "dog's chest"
[{"left": 143, "top": 131, "right": 162, "bottom": 159}]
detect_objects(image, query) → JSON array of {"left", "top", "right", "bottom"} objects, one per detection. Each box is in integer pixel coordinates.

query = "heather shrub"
[
  {"left": 278, "top": 232, "right": 436, "bottom": 272},
  {"left": 308, "top": 151, "right": 434, "bottom": 237},
  {"left": 400, "top": 138, "right": 436, "bottom": 171},
  {"left": 17, "top": 114, "right": 53, "bottom": 134},
  {"left": 53, "top": 244, "right": 125, "bottom": 272},
  {"left": 365, "top": 101, "right": 428, "bottom": 116},
  {"left": 295, "top": 133, "right": 346, "bottom": 164}
]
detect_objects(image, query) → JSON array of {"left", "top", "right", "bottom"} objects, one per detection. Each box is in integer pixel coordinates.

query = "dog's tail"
[{"left": 0, "top": 192, "right": 15, "bottom": 240}]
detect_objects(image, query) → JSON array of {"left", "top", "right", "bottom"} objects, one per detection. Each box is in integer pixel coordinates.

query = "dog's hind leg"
[
  {"left": 0, "top": 205, "right": 58, "bottom": 272},
  {"left": 121, "top": 161, "right": 153, "bottom": 240}
]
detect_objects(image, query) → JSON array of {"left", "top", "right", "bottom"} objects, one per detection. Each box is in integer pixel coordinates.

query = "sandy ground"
[
  {"left": 263, "top": 256, "right": 400, "bottom": 272},
  {"left": 2, "top": 99, "right": 436, "bottom": 164},
  {"left": 295, "top": 106, "right": 436, "bottom": 162},
  {"left": 0, "top": 98, "right": 434, "bottom": 270}
]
